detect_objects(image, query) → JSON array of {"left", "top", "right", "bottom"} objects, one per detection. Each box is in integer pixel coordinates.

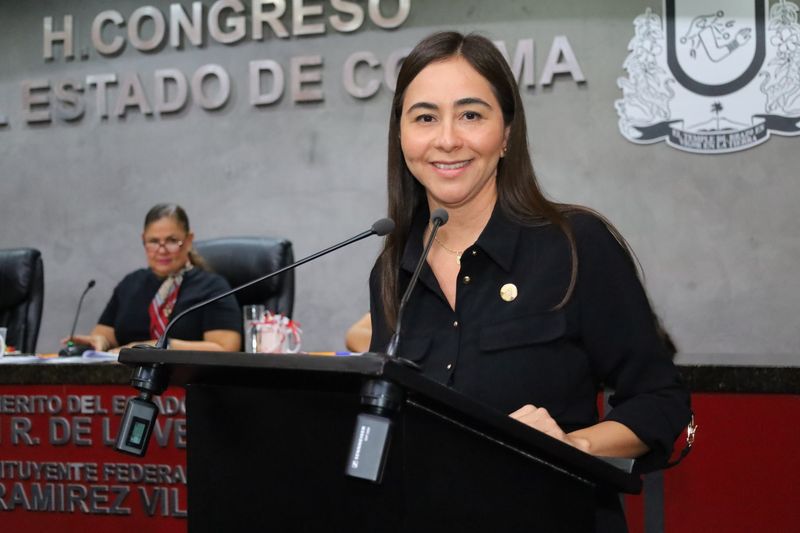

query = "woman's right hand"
[
  {"left": 61, "top": 334, "right": 109, "bottom": 351},
  {"left": 509, "top": 404, "right": 591, "bottom": 453}
]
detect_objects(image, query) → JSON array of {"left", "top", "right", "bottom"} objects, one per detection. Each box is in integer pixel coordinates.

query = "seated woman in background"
[{"left": 67, "top": 203, "right": 241, "bottom": 352}]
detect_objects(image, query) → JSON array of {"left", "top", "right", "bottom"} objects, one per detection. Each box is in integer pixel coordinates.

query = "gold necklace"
[{"left": 433, "top": 234, "right": 463, "bottom": 265}]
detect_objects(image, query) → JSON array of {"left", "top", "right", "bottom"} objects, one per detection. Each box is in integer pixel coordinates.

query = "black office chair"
[
  {"left": 194, "top": 237, "right": 294, "bottom": 317},
  {"left": 0, "top": 248, "right": 44, "bottom": 353}
]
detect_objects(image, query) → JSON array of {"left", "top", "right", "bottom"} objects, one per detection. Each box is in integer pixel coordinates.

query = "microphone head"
[
  {"left": 87, "top": 279, "right": 96, "bottom": 289},
  {"left": 430, "top": 208, "right": 449, "bottom": 226},
  {"left": 371, "top": 218, "right": 395, "bottom": 236}
]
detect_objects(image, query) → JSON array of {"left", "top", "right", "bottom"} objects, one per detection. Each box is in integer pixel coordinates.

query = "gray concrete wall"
[{"left": 1, "top": 1, "right": 798, "bottom": 360}]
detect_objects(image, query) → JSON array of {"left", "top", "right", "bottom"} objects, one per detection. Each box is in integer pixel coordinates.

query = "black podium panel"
[
  {"left": 118, "top": 350, "right": 639, "bottom": 533},
  {"left": 187, "top": 383, "right": 592, "bottom": 533}
]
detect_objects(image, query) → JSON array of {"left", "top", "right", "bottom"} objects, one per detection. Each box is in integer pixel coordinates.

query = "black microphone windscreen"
[
  {"left": 88, "top": 280, "right": 96, "bottom": 288},
  {"left": 431, "top": 208, "right": 449, "bottom": 226},
  {"left": 372, "top": 218, "right": 395, "bottom": 236}
]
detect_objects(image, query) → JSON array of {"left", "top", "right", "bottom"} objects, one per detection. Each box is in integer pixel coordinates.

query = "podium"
[{"left": 118, "top": 349, "right": 641, "bottom": 532}]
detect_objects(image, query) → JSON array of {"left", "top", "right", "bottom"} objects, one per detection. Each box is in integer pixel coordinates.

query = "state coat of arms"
[{"left": 615, "top": 0, "right": 800, "bottom": 153}]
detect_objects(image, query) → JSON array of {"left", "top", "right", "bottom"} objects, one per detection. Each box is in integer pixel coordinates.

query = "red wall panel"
[{"left": 627, "top": 393, "right": 800, "bottom": 533}]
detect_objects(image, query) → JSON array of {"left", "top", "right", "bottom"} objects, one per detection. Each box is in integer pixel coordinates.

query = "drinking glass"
[
  {"left": 0, "top": 327, "right": 7, "bottom": 357},
  {"left": 242, "top": 305, "right": 265, "bottom": 353}
]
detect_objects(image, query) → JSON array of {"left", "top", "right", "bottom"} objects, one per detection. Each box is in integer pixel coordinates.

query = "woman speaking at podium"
[
  {"left": 67, "top": 203, "right": 241, "bottom": 353},
  {"left": 367, "top": 32, "right": 691, "bottom": 531}
]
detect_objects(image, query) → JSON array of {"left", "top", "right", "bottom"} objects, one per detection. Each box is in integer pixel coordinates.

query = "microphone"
[
  {"left": 385, "top": 207, "right": 448, "bottom": 358},
  {"left": 345, "top": 208, "right": 448, "bottom": 483},
  {"left": 153, "top": 217, "right": 395, "bottom": 349},
  {"left": 58, "top": 279, "right": 96, "bottom": 357}
]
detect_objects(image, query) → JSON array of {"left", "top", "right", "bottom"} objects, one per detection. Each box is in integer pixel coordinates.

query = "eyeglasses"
[{"left": 143, "top": 237, "right": 184, "bottom": 253}]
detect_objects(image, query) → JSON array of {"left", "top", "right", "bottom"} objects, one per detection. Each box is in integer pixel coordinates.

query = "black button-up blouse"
[{"left": 369, "top": 205, "right": 691, "bottom": 471}]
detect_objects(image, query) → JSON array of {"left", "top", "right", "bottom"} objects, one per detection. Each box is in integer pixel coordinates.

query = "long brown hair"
[
  {"left": 143, "top": 203, "right": 209, "bottom": 271},
  {"left": 378, "top": 31, "right": 617, "bottom": 329}
]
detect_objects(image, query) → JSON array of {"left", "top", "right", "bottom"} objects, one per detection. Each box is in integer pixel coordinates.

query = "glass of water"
[
  {"left": 242, "top": 305, "right": 265, "bottom": 353},
  {"left": 0, "top": 327, "right": 7, "bottom": 357}
]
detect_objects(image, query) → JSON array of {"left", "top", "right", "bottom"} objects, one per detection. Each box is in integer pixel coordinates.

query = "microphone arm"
[
  {"left": 346, "top": 209, "right": 448, "bottom": 483},
  {"left": 155, "top": 218, "right": 395, "bottom": 349},
  {"left": 385, "top": 208, "right": 448, "bottom": 358},
  {"left": 59, "top": 279, "right": 96, "bottom": 357},
  {"left": 68, "top": 280, "right": 96, "bottom": 341}
]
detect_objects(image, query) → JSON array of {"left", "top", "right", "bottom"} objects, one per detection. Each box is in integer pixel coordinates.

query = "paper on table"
[
  {"left": 0, "top": 351, "right": 118, "bottom": 364},
  {"left": 82, "top": 350, "right": 119, "bottom": 361},
  {"left": 0, "top": 355, "right": 41, "bottom": 364},
  {"left": 39, "top": 356, "right": 86, "bottom": 364}
]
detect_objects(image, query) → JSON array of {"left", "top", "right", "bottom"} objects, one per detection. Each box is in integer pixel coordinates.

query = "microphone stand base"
[{"left": 58, "top": 344, "right": 92, "bottom": 357}]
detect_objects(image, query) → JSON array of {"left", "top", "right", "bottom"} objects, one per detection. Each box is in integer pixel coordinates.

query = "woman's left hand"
[{"left": 509, "top": 404, "right": 591, "bottom": 453}]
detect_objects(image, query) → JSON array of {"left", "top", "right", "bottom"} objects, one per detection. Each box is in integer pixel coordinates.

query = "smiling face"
[
  {"left": 142, "top": 216, "right": 194, "bottom": 278},
  {"left": 400, "top": 56, "right": 510, "bottom": 211}
]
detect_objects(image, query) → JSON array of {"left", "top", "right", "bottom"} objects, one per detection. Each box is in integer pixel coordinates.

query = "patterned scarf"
[{"left": 148, "top": 262, "right": 193, "bottom": 341}]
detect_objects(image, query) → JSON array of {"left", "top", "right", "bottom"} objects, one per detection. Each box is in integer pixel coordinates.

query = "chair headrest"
[
  {"left": 0, "top": 248, "right": 41, "bottom": 309},
  {"left": 194, "top": 237, "right": 293, "bottom": 307}
]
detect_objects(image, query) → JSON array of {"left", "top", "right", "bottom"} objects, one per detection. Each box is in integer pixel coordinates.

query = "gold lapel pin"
[{"left": 500, "top": 283, "right": 518, "bottom": 302}]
